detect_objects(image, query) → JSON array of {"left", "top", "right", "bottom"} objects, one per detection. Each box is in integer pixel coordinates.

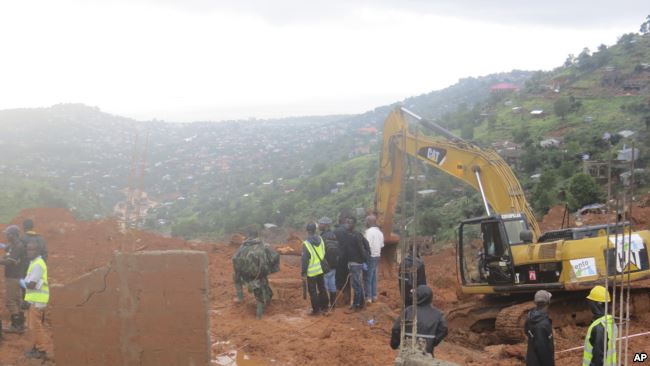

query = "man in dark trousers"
[
  {"left": 232, "top": 226, "right": 280, "bottom": 319},
  {"left": 301, "top": 222, "right": 328, "bottom": 315},
  {"left": 318, "top": 216, "right": 340, "bottom": 309},
  {"left": 399, "top": 246, "right": 427, "bottom": 308},
  {"left": 524, "top": 290, "right": 554, "bottom": 366},
  {"left": 334, "top": 214, "right": 351, "bottom": 306},
  {"left": 0, "top": 225, "right": 29, "bottom": 333},
  {"left": 390, "top": 285, "right": 448, "bottom": 358},
  {"left": 343, "top": 216, "right": 370, "bottom": 312}
]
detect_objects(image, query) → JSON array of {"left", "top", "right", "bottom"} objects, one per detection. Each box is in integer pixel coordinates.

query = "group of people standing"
[
  {"left": 233, "top": 216, "right": 619, "bottom": 366},
  {"left": 305, "top": 214, "right": 449, "bottom": 358},
  {"left": 0, "top": 219, "right": 50, "bottom": 360},
  {"left": 301, "top": 214, "right": 384, "bottom": 315}
]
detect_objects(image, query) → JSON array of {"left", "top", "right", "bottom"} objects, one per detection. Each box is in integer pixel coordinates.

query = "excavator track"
[
  {"left": 448, "top": 288, "right": 650, "bottom": 344},
  {"left": 492, "top": 289, "right": 650, "bottom": 343},
  {"left": 494, "top": 302, "right": 534, "bottom": 343}
]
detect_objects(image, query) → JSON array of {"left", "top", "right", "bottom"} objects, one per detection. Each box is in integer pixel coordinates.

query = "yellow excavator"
[{"left": 375, "top": 106, "right": 650, "bottom": 341}]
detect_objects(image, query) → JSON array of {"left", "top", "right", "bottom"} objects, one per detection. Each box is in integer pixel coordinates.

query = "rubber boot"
[
  {"left": 25, "top": 346, "right": 47, "bottom": 359},
  {"left": 234, "top": 284, "right": 244, "bottom": 303},
  {"left": 6, "top": 313, "right": 25, "bottom": 333},
  {"left": 16, "top": 312, "right": 25, "bottom": 332},
  {"left": 255, "top": 302, "right": 264, "bottom": 319}
]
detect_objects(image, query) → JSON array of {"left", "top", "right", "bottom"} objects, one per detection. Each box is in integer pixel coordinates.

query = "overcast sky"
[{"left": 0, "top": 1, "right": 646, "bottom": 122}]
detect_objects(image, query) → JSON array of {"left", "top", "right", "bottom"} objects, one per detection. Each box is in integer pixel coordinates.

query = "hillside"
[
  {"left": 0, "top": 33, "right": 649, "bottom": 240},
  {"left": 475, "top": 33, "right": 650, "bottom": 213},
  {"left": 0, "top": 68, "right": 533, "bottom": 239},
  {"left": 252, "top": 32, "right": 650, "bottom": 241}
]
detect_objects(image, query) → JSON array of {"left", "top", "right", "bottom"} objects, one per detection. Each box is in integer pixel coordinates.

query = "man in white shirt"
[{"left": 363, "top": 215, "right": 384, "bottom": 304}]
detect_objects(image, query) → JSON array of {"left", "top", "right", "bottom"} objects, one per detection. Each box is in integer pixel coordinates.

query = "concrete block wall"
[{"left": 50, "top": 250, "right": 210, "bottom": 366}]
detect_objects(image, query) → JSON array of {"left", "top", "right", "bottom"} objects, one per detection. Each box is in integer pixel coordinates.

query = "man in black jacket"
[
  {"left": 318, "top": 217, "right": 339, "bottom": 309},
  {"left": 390, "top": 285, "right": 448, "bottom": 358},
  {"left": 343, "top": 216, "right": 370, "bottom": 311},
  {"left": 334, "top": 214, "right": 351, "bottom": 306},
  {"left": 524, "top": 290, "right": 554, "bottom": 366}
]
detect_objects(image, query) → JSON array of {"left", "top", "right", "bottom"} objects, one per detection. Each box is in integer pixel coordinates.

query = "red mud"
[
  {"left": 539, "top": 193, "right": 650, "bottom": 233},
  {"left": 1, "top": 207, "right": 649, "bottom": 365}
]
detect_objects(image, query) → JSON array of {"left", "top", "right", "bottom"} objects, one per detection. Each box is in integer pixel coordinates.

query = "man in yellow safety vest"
[
  {"left": 583, "top": 285, "right": 617, "bottom": 366},
  {"left": 301, "top": 222, "right": 328, "bottom": 315},
  {"left": 20, "top": 241, "right": 50, "bottom": 360}
]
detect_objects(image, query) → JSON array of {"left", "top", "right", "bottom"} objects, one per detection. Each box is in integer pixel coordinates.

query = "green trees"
[
  {"left": 640, "top": 15, "right": 650, "bottom": 34},
  {"left": 567, "top": 173, "right": 603, "bottom": 211},
  {"left": 531, "top": 171, "right": 558, "bottom": 214},
  {"left": 564, "top": 54, "right": 576, "bottom": 67},
  {"left": 171, "top": 217, "right": 211, "bottom": 239},
  {"left": 577, "top": 47, "right": 596, "bottom": 71},
  {"left": 554, "top": 97, "right": 571, "bottom": 121},
  {"left": 461, "top": 124, "right": 475, "bottom": 139},
  {"left": 512, "top": 124, "right": 530, "bottom": 144}
]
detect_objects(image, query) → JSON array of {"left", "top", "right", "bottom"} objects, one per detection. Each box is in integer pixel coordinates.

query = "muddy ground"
[{"left": 1, "top": 202, "right": 649, "bottom": 365}]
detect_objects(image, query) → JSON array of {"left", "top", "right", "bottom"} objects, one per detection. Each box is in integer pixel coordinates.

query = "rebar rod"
[{"left": 624, "top": 142, "right": 636, "bottom": 366}]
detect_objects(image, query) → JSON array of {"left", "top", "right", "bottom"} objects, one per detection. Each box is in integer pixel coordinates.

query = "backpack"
[
  {"left": 265, "top": 246, "right": 280, "bottom": 274},
  {"left": 322, "top": 233, "right": 340, "bottom": 269},
  {"left": 233, "top": 241, "right": 279, "bottom": 280}
]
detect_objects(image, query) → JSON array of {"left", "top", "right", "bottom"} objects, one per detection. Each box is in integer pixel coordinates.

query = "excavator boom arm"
[{"left": 375, "top": 107, "right": 540, "bottom": 243}]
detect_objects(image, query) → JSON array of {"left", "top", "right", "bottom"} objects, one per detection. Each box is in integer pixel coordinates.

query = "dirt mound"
[
  {"left": 0, "top": 209, "right": 473, "bottom": 365},
  {"left": 0, "top": 208, "right": 194, "bottom": 365},
  {"left": 2, "top": 208, "right": 649, "bottom": 365},
  {"left": 539, "top": 201, "right": 650, "bottom": 233},
  {"left": 538, "top": 205, "right": 574, "bottom": 233},
  {"left": 639, "top": 192, "right": 650, "bottom": 208},
  {"left": 229, "top": 233, "right": 246, "bottom": 246}
]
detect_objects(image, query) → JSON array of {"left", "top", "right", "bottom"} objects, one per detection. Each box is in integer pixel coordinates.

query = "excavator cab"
[{"left": 458, "top": 214, "right": 529, "bottom": 287}]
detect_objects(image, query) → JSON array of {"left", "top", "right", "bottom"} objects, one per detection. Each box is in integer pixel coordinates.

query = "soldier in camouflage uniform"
[{"left": 232, "top": 226, "right": 280, "bottom": 319}]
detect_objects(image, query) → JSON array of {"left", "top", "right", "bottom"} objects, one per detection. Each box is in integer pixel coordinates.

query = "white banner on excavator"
[{"left": 570, "top": 257, "right": 597, "bottom": 278}]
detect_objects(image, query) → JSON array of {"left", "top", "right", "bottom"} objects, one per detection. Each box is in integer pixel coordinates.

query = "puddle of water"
[
  {"left": 213, "top": 350, "right": 271, "bottom": 366},
  {"left": 236, "top": 352, "right": 270, "bottom": 366}
]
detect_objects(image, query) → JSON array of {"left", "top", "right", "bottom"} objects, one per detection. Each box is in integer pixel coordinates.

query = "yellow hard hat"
[{"left": 586, "top": 285, "right": 611, "bottom": 302}]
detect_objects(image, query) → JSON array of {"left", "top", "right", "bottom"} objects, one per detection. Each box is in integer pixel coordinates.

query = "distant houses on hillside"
[
  {"left": 490, "top": 83, "right": 519, "bottom": 93},
  {"left": 530, "top": 109, "right": 545, "bottom": 118},
  {"left": 540, "top": 138, "right": 561, "bottom": 148}
]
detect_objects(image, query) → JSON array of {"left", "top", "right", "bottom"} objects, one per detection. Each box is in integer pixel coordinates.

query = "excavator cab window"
[
  {"left": 481, "top": 220, "right": 514, "bottom": 285},
  {"left": 501, "top": 218, "right": 528, "bottom": 245},
  {"left": 483, "top": 221, "right": 506, "bottom": 258},
  {"left": 459, "top": 221, "right": 487, "bottom": 285},
  {"left": 459, "top": 218, "right": 514, "bottom": 286}
]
